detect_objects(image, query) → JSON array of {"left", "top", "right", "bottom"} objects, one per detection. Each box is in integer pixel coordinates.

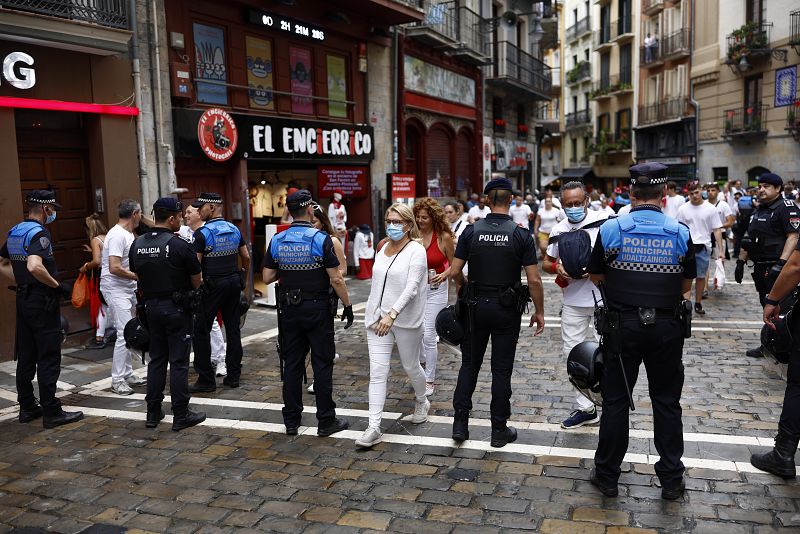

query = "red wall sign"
[
  {"left": 390, "top": 174, "right": 416, "bottom": 200},
  {"left": 317, "top": 166, "right": 368, "bottom": 198}
]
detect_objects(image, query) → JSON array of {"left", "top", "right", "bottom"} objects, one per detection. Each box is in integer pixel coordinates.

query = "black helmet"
[
  {"left": 435, "top": 305, "right": 464, "bottom": 346},
  {"left": 761, "top": 308, "right": 797, "bottom": 364},
  {"left": 239, "top": 292, "right": 250, "bottom": 327},
  {"left": 567, "top": 341, "right": 604, "bottom": 406},
  {"left": 124, "top": 317, "right": 149, "bottom": 352}
]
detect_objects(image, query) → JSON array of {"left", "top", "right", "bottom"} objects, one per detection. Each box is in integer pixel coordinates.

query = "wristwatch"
[
  {"left": 388, "top": 310, "right": 399, "bottom": 320},
  {"left": 764, "top": 296, "right": 780, "bottom": 306}
]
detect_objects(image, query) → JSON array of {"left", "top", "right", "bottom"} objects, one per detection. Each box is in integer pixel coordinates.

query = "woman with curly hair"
[{"left": 413, "top": 197, "right": 455, "bottom": 396}]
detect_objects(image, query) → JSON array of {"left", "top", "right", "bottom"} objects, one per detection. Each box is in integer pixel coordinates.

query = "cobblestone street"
[{"left": 0, "top": 269, "right": 799, "bottom": 533}]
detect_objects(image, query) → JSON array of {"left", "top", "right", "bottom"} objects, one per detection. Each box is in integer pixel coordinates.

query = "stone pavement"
[{"left": 0, "top": 266, "right": 799, "bottom": 533}]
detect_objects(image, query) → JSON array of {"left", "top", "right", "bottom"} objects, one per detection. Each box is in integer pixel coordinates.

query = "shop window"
[
  {"left": 245, "top": 36, "right": 274, "bottom": 110},
  {"left": 326, "top": 54, "right": 348, "bottom": 118},
  {"left": 289, "top": 46, "right": 314, "bottom": 114},
  {"left": 193, "top": 22, "right": 228, "bottom": 105},
  {"left": 712, "top": 167, "right": 728, "bottom": 184}
]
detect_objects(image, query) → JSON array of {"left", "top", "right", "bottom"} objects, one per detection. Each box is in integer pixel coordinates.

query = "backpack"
[{"left": 550, "top": 218, "right": 608, "bottom": 279}]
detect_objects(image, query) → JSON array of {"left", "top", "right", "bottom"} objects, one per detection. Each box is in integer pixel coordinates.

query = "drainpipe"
[
  {"left": 146, "top": 0, "right": 164, "bottom": 198},
  {"left": 129, "top": 0, "right": 149, "bottom": 206},
  {"left": 391, "top": 26, "right": 399, "bottom": 174},
  {"left": 688, "top": 0, "right": 699, "bottom": 181}
]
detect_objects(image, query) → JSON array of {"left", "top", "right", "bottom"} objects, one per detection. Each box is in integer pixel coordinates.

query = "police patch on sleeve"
[
  {"left": 791, "top": 217, "right": 800, "bottom": 230},
  {"left": 39, "top": 237, "right": 50, "bottom": 250}
]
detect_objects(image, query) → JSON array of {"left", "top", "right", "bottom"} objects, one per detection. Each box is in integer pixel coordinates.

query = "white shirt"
[
  {"left": 451, "top": 216, "right": 468, "bottom": 240},
  {"left": 644, "top": 35, "right": 655, "bottom": 47},
  {"left": 353, "top": 231, "right": 375, "bottom": 266},
  {"left": 713, "top": 199, "right": 733, "bottom": 227},
  {"left": 598, "top": 205, "right": 616, "bottom": 217},
  {"left": 509, "top": 203, "right": 533, "bottom": 226},
  {"left": 100, "top": 223, "right": 137, "bottom": 294},
  {"left": 328, "top": 202, "right": 347, "bottom": 230},
  {"left": 468, "top": 205, "right": 491, "bottom": 221},
  {"left": 537, "top": 207, "right": 561, "bottom": 234},
  {"left": 546, "top": 210, "right": 610, "bottom": 307},
  {"left": 178, "top": 225, "right": 195, "bottom": 243},
  {"left": 617, "top": 204, "right": 632, "bottom": 215},
  {"left": 677, "top": 201, "right": 721, "bottom": 245},
  {"left": 365, "top": 241, "right": 428, "bottom": 329},
  {"left": 663, "top": 194, "right": 686, "bottom": 219}
]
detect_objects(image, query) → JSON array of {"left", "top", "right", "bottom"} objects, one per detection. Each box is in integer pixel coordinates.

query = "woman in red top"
[{"left": 413, "top": 198, "right": 456, "bottom": 396}]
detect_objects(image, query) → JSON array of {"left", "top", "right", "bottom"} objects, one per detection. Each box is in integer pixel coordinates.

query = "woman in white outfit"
[
  {"left": 413, "top": 197, "right": 455, "bottom": 396},
  {"left": 356, "top": 203, "right": 431, "bottom": 448}
]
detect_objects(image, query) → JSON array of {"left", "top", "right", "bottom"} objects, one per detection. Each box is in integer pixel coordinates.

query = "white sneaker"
[
  {"left": 111, "top": 382, "right": 133, "bottom": 396},
  {"left": 215, "top": 361, "right": 227, "bottom": 377},
  {"left": 355, "top": 427, "right": 382, "bottom": 448},
  {"left": 411, "top": 398, "right": 431, "bottom": 424},
  {"left": 334, "top": 353, "right": 340, "bottom": 363},
  {"left": 425, "top": 382, "right": 435, "bottom": 397},
  {"left": 307, "top": 382, "right": 315, "bottom": 394},
  {"left": 125, "top": 374, "right": 146, "bottom": 386}
]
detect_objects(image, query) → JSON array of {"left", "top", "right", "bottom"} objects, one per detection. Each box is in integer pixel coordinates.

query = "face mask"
[
  {"left": 701, "top": 191, "right": 708, "bottom": 200},
  {"left": 386, "top": 223, "right": 406, "bottom": 241},
  {"left": 45, "top": 210, "right": 57, "bottom": 225},
  {"left": 564, "top": 206, "right": 586, "bottom": 223}
]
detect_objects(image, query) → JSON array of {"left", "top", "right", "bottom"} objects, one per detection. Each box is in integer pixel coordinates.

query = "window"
[
  {"left": 573, "top": 8, "right": 578, "bottom": 25},
  {"left": 571, "top": 138, "right": 578, "bottom": 162},
  {"left": 746, "top": 0, "right": 763, "bottom": 24},
  {"left": 712, "top": 167, "right": 728, "bottom": 184},
  {"left": 744, "top": 74, "right": 762, "bottom": 108},
  {"left": 572, "top": 95, "right": 578, "bottom": 113},
  {"left": 246, "top": 36, "right": 274, "bottom": 110},
  {"left": 584, "top": 48, "right": 590, "bottom": 61},
  {"left": 289, "top": 46, "right": 313, "bottom": 114},
  {"left": 597, "top": 112, "right": 610, "bottom": 132},
  {"left": 600, "top": 53, "right": 610, "bottom": 88},
  {"left": 619, "top": 44, "right": 632, "bottom": 85}
]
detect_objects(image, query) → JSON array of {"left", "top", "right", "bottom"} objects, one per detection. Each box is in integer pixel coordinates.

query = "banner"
[
  {"left": 390, "top": 174, "right": 416, "bottom": 201},
  {"left": 246, "top": 36, "right": 274, "bottom": 110},
  {"left": 193, "top": 23, "right": 227, "bottom": 105},
  {"left": 290, "top": 47, "right": 313, "bottom": 114},
  {"left": 327, "top": 55, "right": 347, "bottom": 118},
  {"left": 318, "top": 167, "right": 369, "bottom": 198}
]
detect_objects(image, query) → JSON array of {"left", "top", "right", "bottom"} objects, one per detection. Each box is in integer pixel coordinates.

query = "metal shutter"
[{"left": 426, "top": 129, "right": 452, "bottom": 197}]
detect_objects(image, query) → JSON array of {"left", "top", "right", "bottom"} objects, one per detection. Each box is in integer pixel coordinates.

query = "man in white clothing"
[
  {"left": 706, "top": 182, "right": 735, "bottom": 265},
  {"left": 101, "top": 200, "right": 146, "bottom": 395},
  {"left": 543, "top": 182, "right": 609, "bottom": 429},
  {"left": 509, "top": 195, "right": 533, "bottom": 230},
  {"left": 467, "top": 195, "right": 491, "bottom": 222},
  {"left": 663, "top": 181, "right": 686, "bottom": 219}
]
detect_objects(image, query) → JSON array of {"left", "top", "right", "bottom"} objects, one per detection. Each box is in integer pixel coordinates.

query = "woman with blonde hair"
[
  {"left": 80, "top": 213, "right": 111, "bottom": 349},
  {"left": 413, "top": 197, "right": 455, "bottom": 396},
  {"left": 356, "top": 203, "right": 430, "bottom": 448}
]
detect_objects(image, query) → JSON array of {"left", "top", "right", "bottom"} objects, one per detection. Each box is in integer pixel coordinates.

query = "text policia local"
[{"left": 251, "top": 125, "right": 372, "bottom": 157}]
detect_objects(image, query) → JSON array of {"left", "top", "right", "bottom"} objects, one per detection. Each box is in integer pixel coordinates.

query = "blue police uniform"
[
  {"left": 191, "top": 193, "right": 246, "bottom": 391},
  {"left": 587, "top": 163, "right": 696, "bottom": 499}
]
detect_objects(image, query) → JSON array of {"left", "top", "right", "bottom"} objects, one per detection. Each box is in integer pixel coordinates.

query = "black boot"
[
  {"left": 146, "top": 406, "right": 165, "bottom": 428},
  {"left": 318, "top": 418, "right": 349, "bottom": 437},
  {"left": 750, "top": 430, "right": 799, "bottom": 478},
  {"left": 452, "top": 411, "right": 469, "bottom": 442},
  {"left": 746, "top": 346, "right": 764, "bottom": 358},
  {"left": 19, "top": 401, "right": 43, "bottom": 423},
  {"left": 490, "top": 426, "right": 518, "bottom": 448},
  {"left": 43, "top": 410, "right": 84, "bottom": 429},
  {"left": 172, "top": 410, "right": 206, "bottom": 431}
]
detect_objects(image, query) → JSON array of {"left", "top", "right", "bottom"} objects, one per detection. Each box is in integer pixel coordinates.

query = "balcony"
[
  {"left": 638, "top": 97, "right": 692, "bottom": 125},
  {"left": 589, "top": 129, "right": 631, "bottom": 155},
  {"left": 0, "top": 0, "right": 129, "bottom": 29},
  {"left": 786, "top": 101, "right": 800, "bottom": 142},
  {"left": 406, "top": 2, "right": 490, "bottom": 64},
  {"left": 611, "top": 15, "right": 634, "bottom": 42},
  {"left": 568, "top": 157, "right": 591, "bottom": 168},
  {"left": 724, "top": 21, "right": 773, "bottom": 69},
  {"left": 722, "top": 104, "right": 768, "bottom": 142},
  {"left": 642, "top": 0, "right": 665, "bottom": 17},
  {"left": 549, "top": 67, "right": 561, "bottom": 94},
  {"left": 452, "top": 6, "right": 491, "bottom": 64},
  {"left": 661, "top": 28, "right": 691, "bottom": 59},
  {"left": 488, "top": 41, "right": 552, "bottom": 100},
  {"left": 594, "top": 26, "right": 613, "bottom": 51},
  {"left": 791, "top": 9, "right": 800, "bottom": 53},
  {"left": 640, "top": 42, "right": 663, "bottom": 67},
  {"left": 566, "top": 16, "right": 591, "bottom": 42},
  {"left": 564, "top": 109, "right": 592, "bottom": 131},
  {"left": 589, "top": 74, "right": 632, "bottom": 100},
  {"left": 566, "top": 61, "right": 591, "bottom": 86}
]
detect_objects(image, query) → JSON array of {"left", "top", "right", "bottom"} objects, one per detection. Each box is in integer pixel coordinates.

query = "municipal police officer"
[
  {"left": 261, "top": 190, "right": 354, "bottom": 437},
  {"left": 191, "top": 192, "right": 251, "bottom": 392},
  {"left": 587, "top": 162, "right": 695, "bottom": 500},
  {"left": 129, "top": 198, "right": 206, "bottom": 431},
  {"left": 736, "top": 173, "right": 800, "bottom": 358},
  {"left": 0, "top": 190, "right": 84, "bottom": 428},
  {"left": 449, "top": 177, "right": 545, "bottom": 448}
]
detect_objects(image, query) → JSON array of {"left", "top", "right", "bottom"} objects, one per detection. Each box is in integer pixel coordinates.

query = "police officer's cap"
[
  {"left": 153, "top": 197, "right": 184, "bottom": 213},
  {"left": 191, "top": 192, "right": 223, "bottom": 208},
  {"left": 629, "top": 162, "right": 668, "bottom": 185},
  {"left": 483, "top": 177, "right": 513, "bottom": 194},
  {"left": 26, "top": 189, "right": 62, "bottom": 209},
  {"left": 758, "top": 172, "right": 783, "bottom": 187},
  {"left": 286, "top": 189, "right": 314, "bottom": 210}
]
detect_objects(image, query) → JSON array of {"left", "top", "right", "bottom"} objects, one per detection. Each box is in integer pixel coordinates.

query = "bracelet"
[
  {"left": 765, "top": 296, "right": 780, "bottom": 306},
  {"left": 777, "top": 259, "right": 787, "bottom": 267}
]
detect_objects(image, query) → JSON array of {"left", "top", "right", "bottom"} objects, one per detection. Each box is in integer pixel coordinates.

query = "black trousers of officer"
[
  {"left": 15, "top": 289, "right": 62, "bottom": 415},
  {"left": 752, "top": 261, "right": 777, "bottom": 307},
  {"left": 145, "top": 298, "right": 191, "bottom": 416},
  {"left": 595, "top": 317, "right": 685, "bottom": 488},
  {"left": 194, "top": 274, "right": 243, "bottom": 385},
  {"left": 453, "top": 298, "right": 521, "bottom": 429},
  {"left": 778, "top": 351, "right": 800, "bottom": 439},
  {"left": 281, "top": 299, "right": 336, "bottom": 427}
]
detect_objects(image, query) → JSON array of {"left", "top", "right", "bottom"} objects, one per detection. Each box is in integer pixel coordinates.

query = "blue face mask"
[
  {"left": 386, "top": 223, "right": 406, "bottom": 241},
  {"left": 564, "top": 206, "right": 586, "bottom": 223},
  {"left": 45, "top": 210, "right": 57, "bottom": 225},
  {"left": 701, "top": 191, "right": 708, "bottom": 200}
]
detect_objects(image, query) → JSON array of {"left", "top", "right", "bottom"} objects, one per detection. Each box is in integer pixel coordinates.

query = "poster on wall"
[
  {"left": 403, "top": 55, "right": 475, "bottom": 106},
  {"left": 327, "top": 55, "right": 347, "bottom": 118},
  {"left": 774, "top": 66, "right": 797, "bottom": 108},
  {"left": 493, "top": 138, "right": 528, "bottom": 171},
  {"left": 318, "top": 167, "right": 368, "bottom": 198},
  {"left": 290, "top": 47, "right": 313, "bottom": 114},
  {"left": 389, "top": 174, "right": 416, "bottom": 201},
  {"left": 193, "top": 23, "right": 227, "bottom": 105},
  {"left": 246, "top": 36, "right": 274, "bottom": 110}
]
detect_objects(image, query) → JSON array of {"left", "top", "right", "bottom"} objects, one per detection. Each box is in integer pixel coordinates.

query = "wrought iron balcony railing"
[
  {"left": 725, "top": 21, "right": 772, "bottom": 66},
  {"left": 662, "top": 28, "right": 691, "bottom": 58},
  {"left": 790, "top": 9, "right": 800, "bottom": 52},
  {"left": 787, "top": 100, "right": 800, "bottom": 142},
  {"left": 566, "top": 61, "right": 591, "bottom": 85},
  {"left": 589, "top": 74, "right": 632, "bottom": 100},
  {"left": 489, "top": 41, "right": 552, "bottom": 98},
  {"left": 566, "top": 16, "right": 591, "bottom": 42},
  {"left": 565, "top": 109, "right": 591, "bottom": 129},
  {"left": 640, "top": 42, "right": 662, "bottom": 66},
  {"left": 611, "top": 15, "right": 633, "bottom": 41},
  {"left": 455, "top": 5, "right": 489, "bottom": 58},
  {"left": 642, "top": 0, "right": 665, "bottom": 17},
  {"left": 722, "top": 104, "right": 767, "bottom": 139},
  {"left": 408, "top": 0, "right": 458, "bottom": 41},
  {"left": 639, "top": 98, "right": 692, "bottom": 125},
  {"left": 594, "top": 26, "right": 612, "bottom": 49},
  {"left": 589, "top": 129, "right": 631, "bottom": 154},
  {"left": 0, "top": 0, "right": 129, "bottom": 29}
]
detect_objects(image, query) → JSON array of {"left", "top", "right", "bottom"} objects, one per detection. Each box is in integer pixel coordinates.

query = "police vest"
[
  {"left": 132, "top": 231, "right": 191, "bottom": 298},
  {"left": 6, "top": 220, "right": 55, "bottom": 286},
  {"left": 198, "top": 218, "right": 242, "bottom": 276},
  {"left": 602, "top": 211, "right": 686, "bottom": 310},
  {"left": 747, "top": 198, "right": 788, "bottom": 261},
  {"left": 468, "top": 218, "right": 521, "bottom": 289},
  {"left": 270, "top": 224, "right": 330, "bottom": 292}
]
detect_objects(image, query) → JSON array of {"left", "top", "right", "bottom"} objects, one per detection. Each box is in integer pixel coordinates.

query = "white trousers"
[
  {"left": 419, "top": 283, "right": 448, "bottom": 382},
  {"left": 95, "top": 303, "right": 111, "bottom": 338},
  {"left": 561, "top": 304, "right": 599, "bottom": 411},
  {"left": 211, "top": 317, "right": 226, "bottom": 363},
  {"left": 367, "top": 326, "right": 427, "bottom": 430},
  {"left": 105, "top": 289, "right": 136, "bottom": 385}
]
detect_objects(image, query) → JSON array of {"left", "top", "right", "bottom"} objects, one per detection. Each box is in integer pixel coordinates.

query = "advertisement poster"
[
  {"left": 390, "top": 174, "right": 416, "bottom": 201},
  {"left": 327, "top": 55, "right": 347, "bottom": 118},
  {"left": 318, "top": 167, "right": 368, "bottom": 198},
  {"left": 193, "top": 23, "right": 227, "bottom": 105},
  {"left": 246, "top": 36, "right": 274, "bottom": 110},
  {"left": 404, "top": 55, "right": 475, "bottom": 106},
  {"left": 290, "top": 47, "right": 313, "bottom": 114},
  {"left": 775, "top": 66, "right": 797, "bottom": 108}
]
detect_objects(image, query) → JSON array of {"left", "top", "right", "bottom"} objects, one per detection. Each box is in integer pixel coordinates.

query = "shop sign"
[
  {"left": 174, "top": 108, "right": 374, "bottom": 163},
  {"left": 389, "top": 174, "right": 416, "bottom": 201},
  {"left": 197, "top": 108, "right": 238, "bottom": 161},
  {"left": 2, "top": 52, "right": 35, "bottom": 89},
  {"left": 318, "top": 166, "right": 368, "bottom": 198}
]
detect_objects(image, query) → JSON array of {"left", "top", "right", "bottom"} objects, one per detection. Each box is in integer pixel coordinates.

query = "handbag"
[
  {"left": 377, "top": 240, "right": 411, "bottom": 312},
  {"left": 71, "top": 271, "right": 90, "bottom": 309}
]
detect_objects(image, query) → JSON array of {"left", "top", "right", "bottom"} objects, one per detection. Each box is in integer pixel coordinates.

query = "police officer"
[
  {"left": 449, "top": 177, "right": 545, "bottom": 448},
  {"left": 261, "top": 190, "right": 353, "bottom": 436},
  {"left": 0, "top": 190, "right": 83, "bottom": 428},
  {"left": 129, "top": 198, "right": 207, "bottom": 430},
  {"left": 735, "top": 173, "right": 800, "bottom": 358},
  {"left": 191, "top": 192, "right": 251, "bottom": 392},
  {"left": 587, "top": 163, "right": 695, "bottom": 500}
]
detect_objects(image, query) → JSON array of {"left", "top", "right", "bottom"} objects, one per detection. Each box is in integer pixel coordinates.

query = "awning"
[
  {"left": 541, "top": 175, "right": 560, "bottom": 187},
  {"left": 560, "top": 167, "right": 594, "bottom": 180}
]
